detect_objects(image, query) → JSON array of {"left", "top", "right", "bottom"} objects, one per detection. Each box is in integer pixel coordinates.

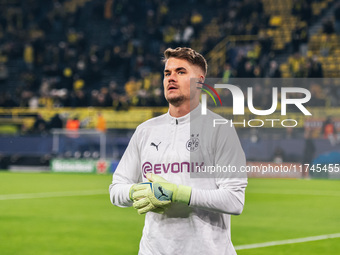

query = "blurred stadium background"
[
  {"left": 0, "top": 0, "right": 339, "bottom": 254},
  {"left": 0, "top": 0, "right": 340, "bottom": 174}
]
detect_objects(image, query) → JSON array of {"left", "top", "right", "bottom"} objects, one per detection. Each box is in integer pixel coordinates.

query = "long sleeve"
[
  {"left": 109, "top": 130, "right": 142, "bottom": 207},
  {"left": 189, "top": 121, "right": 247, "bottom": 215},
  {"left": 189, "top": 177, "right": 247, "bottom": 215}
]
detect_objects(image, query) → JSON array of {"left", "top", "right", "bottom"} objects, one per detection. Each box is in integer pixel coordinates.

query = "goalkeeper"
[{"left": 109, "top": 47, "right": 247, "bottom": 255}]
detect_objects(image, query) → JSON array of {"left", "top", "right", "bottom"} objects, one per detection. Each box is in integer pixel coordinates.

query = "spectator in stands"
[
  {"left": 0, "top": 92, "right": 17, "bottom": 107},
  {"left": 28, "top": 93, "right": 39, "bottom": 109},
  {"left": 73, "top": 90, "right": 89, "bottom": 107},
  {"left": 242, "top": 61, "right": 255, "bottom": 78},
  {"left": 307, "top": 56, "right": 323, "bottom": 78},
  {"left": 48, "top": 113, "right": 63, "bottom": 130},
  {"left": 235, "top": 50, "right": 248, "bottom": 77},
  {"left": 322, "top": 116, "right": 338, "bottom": 146},
  {"left": 253, "top": 65, "right": 263, "bottom": 78},
  {"left": 23, "top": 43, "right": 34, "bottom": 70},
  {"left": 125, "top": 77, "right": 141, "bottom": 104},
  {"left": 96, "top": 112, "right": 107, "bottom": 133},
  {"left": 190, "top": 9, "right": 203, "bottom": 37},
  {"left": 91, "top": 87, "right": 112, "bottom": 107},
  {"left": 66, "top": 117, "right": 80, "bottom": 132},
  {"left": 322, "top": 18, "right": 335, "bottom": 34},
  {"left": 114, "top": 95, "right": 130, "bottom": 111},
  {"left": 292, "top": 22, "right": 308, "bottom": 55},
  {"left": 104, "top": 0, "right": 114, "bottom": 20},
  {"left": 292, "top": 0, "right": 303, "bottom": 17},
  {"left": 32, "top": 114, "right": 47, "bottom": 135},
  {"left": 320, "top": 34, "right": 333, "bottom": 57},
  {"left": 301, "top": 1, "right": 312, "bottom": 25},
  {"left": 222, "top": 63, "right": 234, "bottom": 83},
  {"left": 182, "top": 24, "right": 194, "bottom": 43},
  {"left": 258, "top": 32, "right": 273, "bottom": 57},
  {"left": 288, "top": 52, "right": 305, "bottom": 77},
  {"left": 267, "top": 60, "right": 281, "bottom": 78},
  {"left": 65, "top": 116, "right": 81, "bottom": 157}
]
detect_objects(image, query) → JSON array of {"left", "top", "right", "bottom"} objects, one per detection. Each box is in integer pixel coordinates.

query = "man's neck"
[{"left": 169, "top": 101, "right": 199, "bottom": 118}]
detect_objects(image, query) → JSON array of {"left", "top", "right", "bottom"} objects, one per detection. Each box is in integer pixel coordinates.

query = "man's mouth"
[{"left": 168, "top": 84, "right": 178, "bottom": 91}]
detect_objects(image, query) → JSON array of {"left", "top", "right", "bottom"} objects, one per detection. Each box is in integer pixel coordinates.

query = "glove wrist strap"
[{"left": 175, "top": 185, "right": 192, "bottom": 204}]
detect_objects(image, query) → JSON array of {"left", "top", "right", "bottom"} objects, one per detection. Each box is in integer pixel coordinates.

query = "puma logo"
[
  {"left": 157, "top": 186, "right": 168, "bottom": 199},
  {"left": 150, "top": 142, "right": 161, "bottom": 151}
]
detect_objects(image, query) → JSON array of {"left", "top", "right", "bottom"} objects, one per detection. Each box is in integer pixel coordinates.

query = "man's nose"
[{"left": 167, "top": 72, "right": 177, "bottom": 81}]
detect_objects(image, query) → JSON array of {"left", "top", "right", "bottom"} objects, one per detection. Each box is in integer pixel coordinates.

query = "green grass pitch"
[{"left": 0, "top": 172, "right": 339, "bottom": 255}]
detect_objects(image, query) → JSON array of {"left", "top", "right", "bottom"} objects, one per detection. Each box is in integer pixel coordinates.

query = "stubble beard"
[{"left": 166, "top": 94, "right": 185, "bottom": 107}]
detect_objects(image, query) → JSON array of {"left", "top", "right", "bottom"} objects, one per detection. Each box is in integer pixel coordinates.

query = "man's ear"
[{"left": 199, "top": 75, "right": 205, "bottom": 83}]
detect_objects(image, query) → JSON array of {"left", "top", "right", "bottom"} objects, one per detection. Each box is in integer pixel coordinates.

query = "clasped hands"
[{"left": 129, "top": 173, "right": 192, "bottom": 214}]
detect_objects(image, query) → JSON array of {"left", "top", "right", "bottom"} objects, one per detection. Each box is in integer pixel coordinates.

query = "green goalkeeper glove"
[
  {"left": 146, "top": 173, "right": 192, "bottom": 205},
  {"left": 129, "top": 174, "right": 192, "bottom": 214},
  {"left": 129, "top": 182, "right": 171, "bottom": 214}
]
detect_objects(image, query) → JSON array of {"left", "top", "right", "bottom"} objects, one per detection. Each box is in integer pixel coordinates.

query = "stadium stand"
[{"left": 0, "top": 0, "right": 338, "bottom": 108}]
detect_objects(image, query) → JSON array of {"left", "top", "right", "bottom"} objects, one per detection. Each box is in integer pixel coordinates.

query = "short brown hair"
[{"left": 163, "top": 47, "right": 208, "bottom": 76}]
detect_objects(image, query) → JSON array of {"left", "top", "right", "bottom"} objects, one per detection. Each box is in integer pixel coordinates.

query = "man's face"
[{"left": 163, "top": 57, "right": 203, "bottom": 107}]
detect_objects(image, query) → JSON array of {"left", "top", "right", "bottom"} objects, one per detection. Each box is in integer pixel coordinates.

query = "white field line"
[
  {"left": 0, "top": 190, "right": 108, "bottom": 200},
  {"left": 235, "top": 233, "right": 340, "bottom": 250},
  {"left": 247, "top": 190, "right": 340, "bottom": 197}
]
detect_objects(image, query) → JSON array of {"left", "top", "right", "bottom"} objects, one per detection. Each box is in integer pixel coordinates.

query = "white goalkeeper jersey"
[{"left": 109, "top": 105, "right": 247, "bottom": 255}]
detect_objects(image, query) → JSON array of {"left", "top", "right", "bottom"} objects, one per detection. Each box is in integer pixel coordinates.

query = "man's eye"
[
  {"left": 178, "top": 71, "right": 185, "bottom": 74},
  {"left": 165, "top": 73, "right": 170, "bottom": 76}
]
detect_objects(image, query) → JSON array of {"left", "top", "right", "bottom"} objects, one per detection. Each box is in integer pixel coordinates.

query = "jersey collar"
[{"left": 167, "top": 104, "right": 201, "bottom": 125}]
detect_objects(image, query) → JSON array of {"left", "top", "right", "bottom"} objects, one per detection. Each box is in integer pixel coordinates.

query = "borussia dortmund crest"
[{"left": 186, "top": 134, "right": 199, "bottom": 152}]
